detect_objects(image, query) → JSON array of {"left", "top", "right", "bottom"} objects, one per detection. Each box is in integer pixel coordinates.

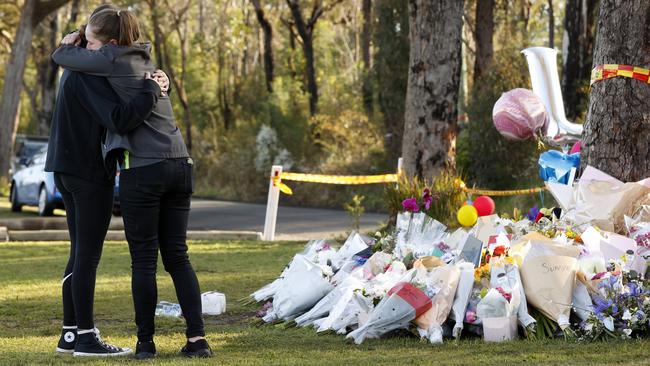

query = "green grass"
[{"left": 1, "top": 240, "right": 650, "bottom": 365}]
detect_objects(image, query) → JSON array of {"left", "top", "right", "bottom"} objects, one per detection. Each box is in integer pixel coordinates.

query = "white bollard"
[{"left": 262, "top": 165, "right": 283, "bottom": 241}]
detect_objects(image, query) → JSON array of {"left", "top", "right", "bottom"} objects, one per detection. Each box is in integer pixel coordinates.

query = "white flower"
[
  {"left": 622, "top": 309, "right": 632, "bottom": 320},
  {"left": 603, "top": 316, "right": 615, "bottom": 332},
  {"left": 623, "top": 328, "right": 632, "bottom": 337},
  {"left": 584, "top": 322, "right": 593, "bottom": 332}
]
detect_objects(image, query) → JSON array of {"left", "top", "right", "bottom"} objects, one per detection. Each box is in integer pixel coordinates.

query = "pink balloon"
[
  {"left": 492, "top": 88, "right": 549, "bottom": 141},
  {"left": 569, "top": 140, "right": 582, "bottom": 154}
]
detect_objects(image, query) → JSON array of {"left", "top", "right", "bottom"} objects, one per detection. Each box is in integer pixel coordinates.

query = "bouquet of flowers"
[{"left": 580, "top": 270, "right": 650, "bottom": 341}]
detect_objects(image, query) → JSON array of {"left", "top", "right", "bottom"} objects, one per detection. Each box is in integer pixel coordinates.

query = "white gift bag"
[{"left": 201, "top": 291, "right": 226, "bottom": 316}]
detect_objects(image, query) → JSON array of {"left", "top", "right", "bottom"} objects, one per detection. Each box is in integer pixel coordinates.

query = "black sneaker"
[
  {"left": 55, "top": 327, "right": 77, "bottom": 353},
  {"left": 180, "top": 338, "right": 212, "bottom": 358},
  {"left": 135, "top": 340, "right": 156, "bottom": 360},
  {"left": 73, "top": 328, "right": 132, "bottom": 357}
]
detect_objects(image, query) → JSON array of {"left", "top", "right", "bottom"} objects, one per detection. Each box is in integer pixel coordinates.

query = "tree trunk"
[
  {"left": 251, "top": 0, "right": 274, "bottom": 93},
  {"left": 361, "top": 0, "right": 373, "bottom": 116},
  {"left": 374, "top": 0, "right": 409, "bottom": 165},
  {"left": 582, "top": 0, "right": 650, "bottom": 181},
  {"left": 473, "top": 0, "right": 495, "bottom": 84},
  {"left": 547, "top": 0, "right": 554, "bottom": 48},
  {"left": 0, "top": 0, "right": 37, "bottom": 178},
  {"left": 286, "top": 0, "right": 319, "bottom": 116},
  {"left": 149, "top": 0, "right": 166, "bottom": 69},
  {"left": 39, "top": 11, "right": 59, "bottom": 135},
  {"left": 0, "top": 0, "right": 69, "bottom": 179},
  {"left": 401, "top": 0, "right": 464, "bottom": 179},
  {"left": 562, "top": 0, "right": 598, "bottom": 120}
]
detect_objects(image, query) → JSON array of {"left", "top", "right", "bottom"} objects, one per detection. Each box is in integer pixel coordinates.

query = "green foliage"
[
  {"left": 343, "top": 194, "right": 366, "bottom": 231},
  {"left": 458, "top": 48, "right": 543, "bottom": 191},
  {"left": 384, "top": 171, "right": 466, "bottom": 228}
]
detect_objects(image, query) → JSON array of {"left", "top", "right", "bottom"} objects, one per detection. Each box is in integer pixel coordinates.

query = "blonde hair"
[{"left": 88, "top": 8, "right": 140, "bottom": 46}]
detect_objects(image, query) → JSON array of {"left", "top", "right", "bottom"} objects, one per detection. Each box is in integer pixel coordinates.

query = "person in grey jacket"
[{"left": 53, "top": 7, "right": 211, "bottom": 359}]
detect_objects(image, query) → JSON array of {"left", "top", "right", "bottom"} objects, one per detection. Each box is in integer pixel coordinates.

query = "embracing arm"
[
  {"left": 71, "top": 73, "right": 162, "bottom": 134},
  {"left": 51, "top": 44, "right": 114, "bottom": 76}
]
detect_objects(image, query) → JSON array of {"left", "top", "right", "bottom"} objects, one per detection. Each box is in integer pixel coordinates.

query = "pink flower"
[
  {"left": 465, "top": 310, "right": 477, "bottom": 323},
  {"left": 422, "top": 188, "right": 433, "bottom": 210},
  {"left": 402, "top": 198, "right": 420, "bottom": 212}
]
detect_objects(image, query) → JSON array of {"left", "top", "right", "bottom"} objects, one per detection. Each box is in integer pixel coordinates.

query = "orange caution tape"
[{"left": 591, "top": 64, "right": 650, "bottom": 86}]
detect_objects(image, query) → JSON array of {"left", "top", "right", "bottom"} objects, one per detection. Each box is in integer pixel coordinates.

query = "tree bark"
[
  {"left": 37, "top": 11, "right": 59, "bottom": 135},
  {"left": 148, "top": 0, "right": 166, "bottom": 69},
  {"left": 562, "top": 0, "right": 598, "bottom": 120},
  {"left": 374, "top": 0, "right": 409, "bottom": 164},
  {"left": 473, "top": 0, "right": 494, "bottom": 84},
  {"left": 251, "top": 0, "right": 274, "bottom": 93},
  {"left": 582, "top": 0, "right": 650, "bottom": 181},
  {"left": 361, "top": 0, "right": 373, "bottom": 116},
  {"left": 401, "top": 0, "right": 464, "bottom": 179}
]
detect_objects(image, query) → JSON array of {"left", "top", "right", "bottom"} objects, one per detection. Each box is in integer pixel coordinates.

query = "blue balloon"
[{"left": 538, "top": 150, "right": 580, "bottom": 185}]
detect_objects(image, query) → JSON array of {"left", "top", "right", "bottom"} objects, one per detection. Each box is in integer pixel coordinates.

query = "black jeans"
[
  {"left": 119, "top": 158, "right": 204, "bottom": 341},
  {"left": 55, "top": 173, "right": 114, "bottom": 330}
]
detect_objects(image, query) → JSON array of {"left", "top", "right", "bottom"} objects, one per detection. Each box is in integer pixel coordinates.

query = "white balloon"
[{"left": 522, "top": 47, "right": 582, "bottom": 148}]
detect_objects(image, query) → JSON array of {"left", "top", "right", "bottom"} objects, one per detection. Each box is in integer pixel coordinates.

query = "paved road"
[
  {"left": 188, "top": 199, "right": 387, "bottom": 240},
  {"left": 3, "top": 199, "right": 388, "bottom": 241}
]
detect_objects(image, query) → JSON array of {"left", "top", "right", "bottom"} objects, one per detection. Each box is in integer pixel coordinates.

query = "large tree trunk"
[
  {"left": 473, "top": 0, "right": 495, "bottom": 84},
  {"left": 251, "top": 0, "right": 274, "bottom": 93},
  {"left": 361, "top": 0, "right": 373, "bottom": 116},
  {"left": 374, "top": 0, "right": 409, "bottom": 165},
  {"left": 401, "top": 0, "right": 464, "bottom": 179},
  {"left": 582, "top": 0, "right": 649, "bottom": 181},
  {"left": 0, "top": 0, "right": 70, "bottom": 179},
  {"left": 148, "top": 0, "right": 166, "bottom": 69},
  {"left": 562, "top": 0, "right": 598, "bottom": 120}
]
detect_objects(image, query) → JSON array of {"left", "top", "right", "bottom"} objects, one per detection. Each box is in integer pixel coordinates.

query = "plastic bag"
[
  {"left": 414, "top": 265, "right": 461, "bottom": 344},
  {"left": 263, "top": 255, "right": 333, "bottom": 322},
  {"left": 332, "top": 232, "right": 374, "bottom": 271},
  {"left": 395, "top": 212, "right": 447, "bottom": 259},
  {"left": 449, "top": 262, "right": 475, "bottom": 338},
  {"left": 477, "top": 288, "right": 514, "bottom": 319},
  {"left": 346, "top": 282, "right": 431, "bottom": 344}
]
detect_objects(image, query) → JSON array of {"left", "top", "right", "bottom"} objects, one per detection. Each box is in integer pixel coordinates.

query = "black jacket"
[
  {"left": 52, "top": 43, "right": 188, "bottom": 161},
  {"left": 44, "top": 70, "right": 161, "bottom": 183}
]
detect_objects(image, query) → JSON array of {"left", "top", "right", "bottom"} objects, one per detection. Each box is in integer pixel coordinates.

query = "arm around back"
[
  {"left": 51, "top": 45, "right": 115, "bottom": 76},
  {"left": 68, "top": 72, "right": 161, "bottom": 135}
]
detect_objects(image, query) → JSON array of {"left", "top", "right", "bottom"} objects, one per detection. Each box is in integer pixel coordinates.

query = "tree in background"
[
  {"left": 373, "top": 0, "right": 408, "bottom": 165},
  {"left": 582, "top": 0, "right": 649, "bottom": 181},
  {"left": 473, "top": 0, "right": 495, "bottom": 84},
  {"left": 360, "top": 0, "right": 372, "bottom": 117},
  {"left": 251, "top": 0, "right": 275, "bottom": 93},
  {"left": 562, "top": 0, "right": 598, "bottom": 121},
  {"left": 286, "top": 0, "right": 343, "bottom": 116},
  {"left": 0, "top": 0, "right": 71, "bottom": 180},
  {"left": 401, "top": 0, "right": 464, "bottom": 179}
]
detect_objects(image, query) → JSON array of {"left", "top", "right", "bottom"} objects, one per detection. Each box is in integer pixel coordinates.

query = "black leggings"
[
  {"left": 119, "top": 159, "right": 204, "bottom": 341},
  {"left": 55, "top": 173, "right": 114, "bottom": 330}
]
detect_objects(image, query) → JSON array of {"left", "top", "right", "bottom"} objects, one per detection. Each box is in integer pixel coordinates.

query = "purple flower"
[
  {"left": 402, "top": 198, "right": 420, "bottom": 212},
  {"left": 526, "top": 205, "right": 540, "bottom": 221},
  {"left": 422, "top": 188, "right": 433, "bottom": 210}
]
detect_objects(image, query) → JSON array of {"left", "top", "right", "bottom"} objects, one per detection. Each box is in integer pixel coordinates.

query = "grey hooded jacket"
[{"left": 51, "top": 43, "right": 189, "bottom": 162}]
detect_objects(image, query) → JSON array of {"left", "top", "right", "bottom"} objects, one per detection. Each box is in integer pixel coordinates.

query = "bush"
[
  {"left": 457, "top": 48, "right": 543, "bottom": 190},
  {"left": 384, "top": 171, "right": 466, "bottom": 228}
]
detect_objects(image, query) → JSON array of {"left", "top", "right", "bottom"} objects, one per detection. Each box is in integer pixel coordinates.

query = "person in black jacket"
[{"left": 45, "top": 66, "right": 165, "bottom": 356}]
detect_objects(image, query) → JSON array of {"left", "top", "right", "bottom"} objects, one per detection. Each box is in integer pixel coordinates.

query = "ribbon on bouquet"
[{"left": 590, "top": 64, "right": 650, "bottom": 86}]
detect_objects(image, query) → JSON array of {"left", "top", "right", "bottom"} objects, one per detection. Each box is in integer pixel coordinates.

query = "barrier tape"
[
  {"left": 591, "top": 64, "right": 650, "bottom": 86},
  {"left": 455, "top": 180, "right": 547, "bottom": 196},
  {"left": 272, "top": 172, "right": 545, "bottom": 197}
]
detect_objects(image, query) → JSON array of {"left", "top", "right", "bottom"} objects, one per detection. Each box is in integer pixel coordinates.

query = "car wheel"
[
  {"left": 38, "top": 185, "right": 54, "bottom": 216},
  {"left": 10, "top": 184, "right": 22, "bottom": 212}
]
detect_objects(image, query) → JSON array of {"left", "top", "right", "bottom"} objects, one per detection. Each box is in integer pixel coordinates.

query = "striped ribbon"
[{"left": 591, "top": 64, "right": 650, "bottom": 86}]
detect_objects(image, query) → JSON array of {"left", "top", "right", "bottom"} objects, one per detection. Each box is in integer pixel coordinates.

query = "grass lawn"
[{"left": 1, "top": 240, "right": 649, "bottom": 365}]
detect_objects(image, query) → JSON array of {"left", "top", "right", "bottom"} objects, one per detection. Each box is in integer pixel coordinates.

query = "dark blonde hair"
[{"left": 88, "top": 8, "right": 140, "bottom": 46}]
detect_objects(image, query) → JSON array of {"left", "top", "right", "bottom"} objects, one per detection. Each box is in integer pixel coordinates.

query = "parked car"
[
  {"left": 10, "top": 148, "right": 64, "bottom": 216},
  {"left": 11, "top": 135, "right": 49, "bottom": 175}
]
